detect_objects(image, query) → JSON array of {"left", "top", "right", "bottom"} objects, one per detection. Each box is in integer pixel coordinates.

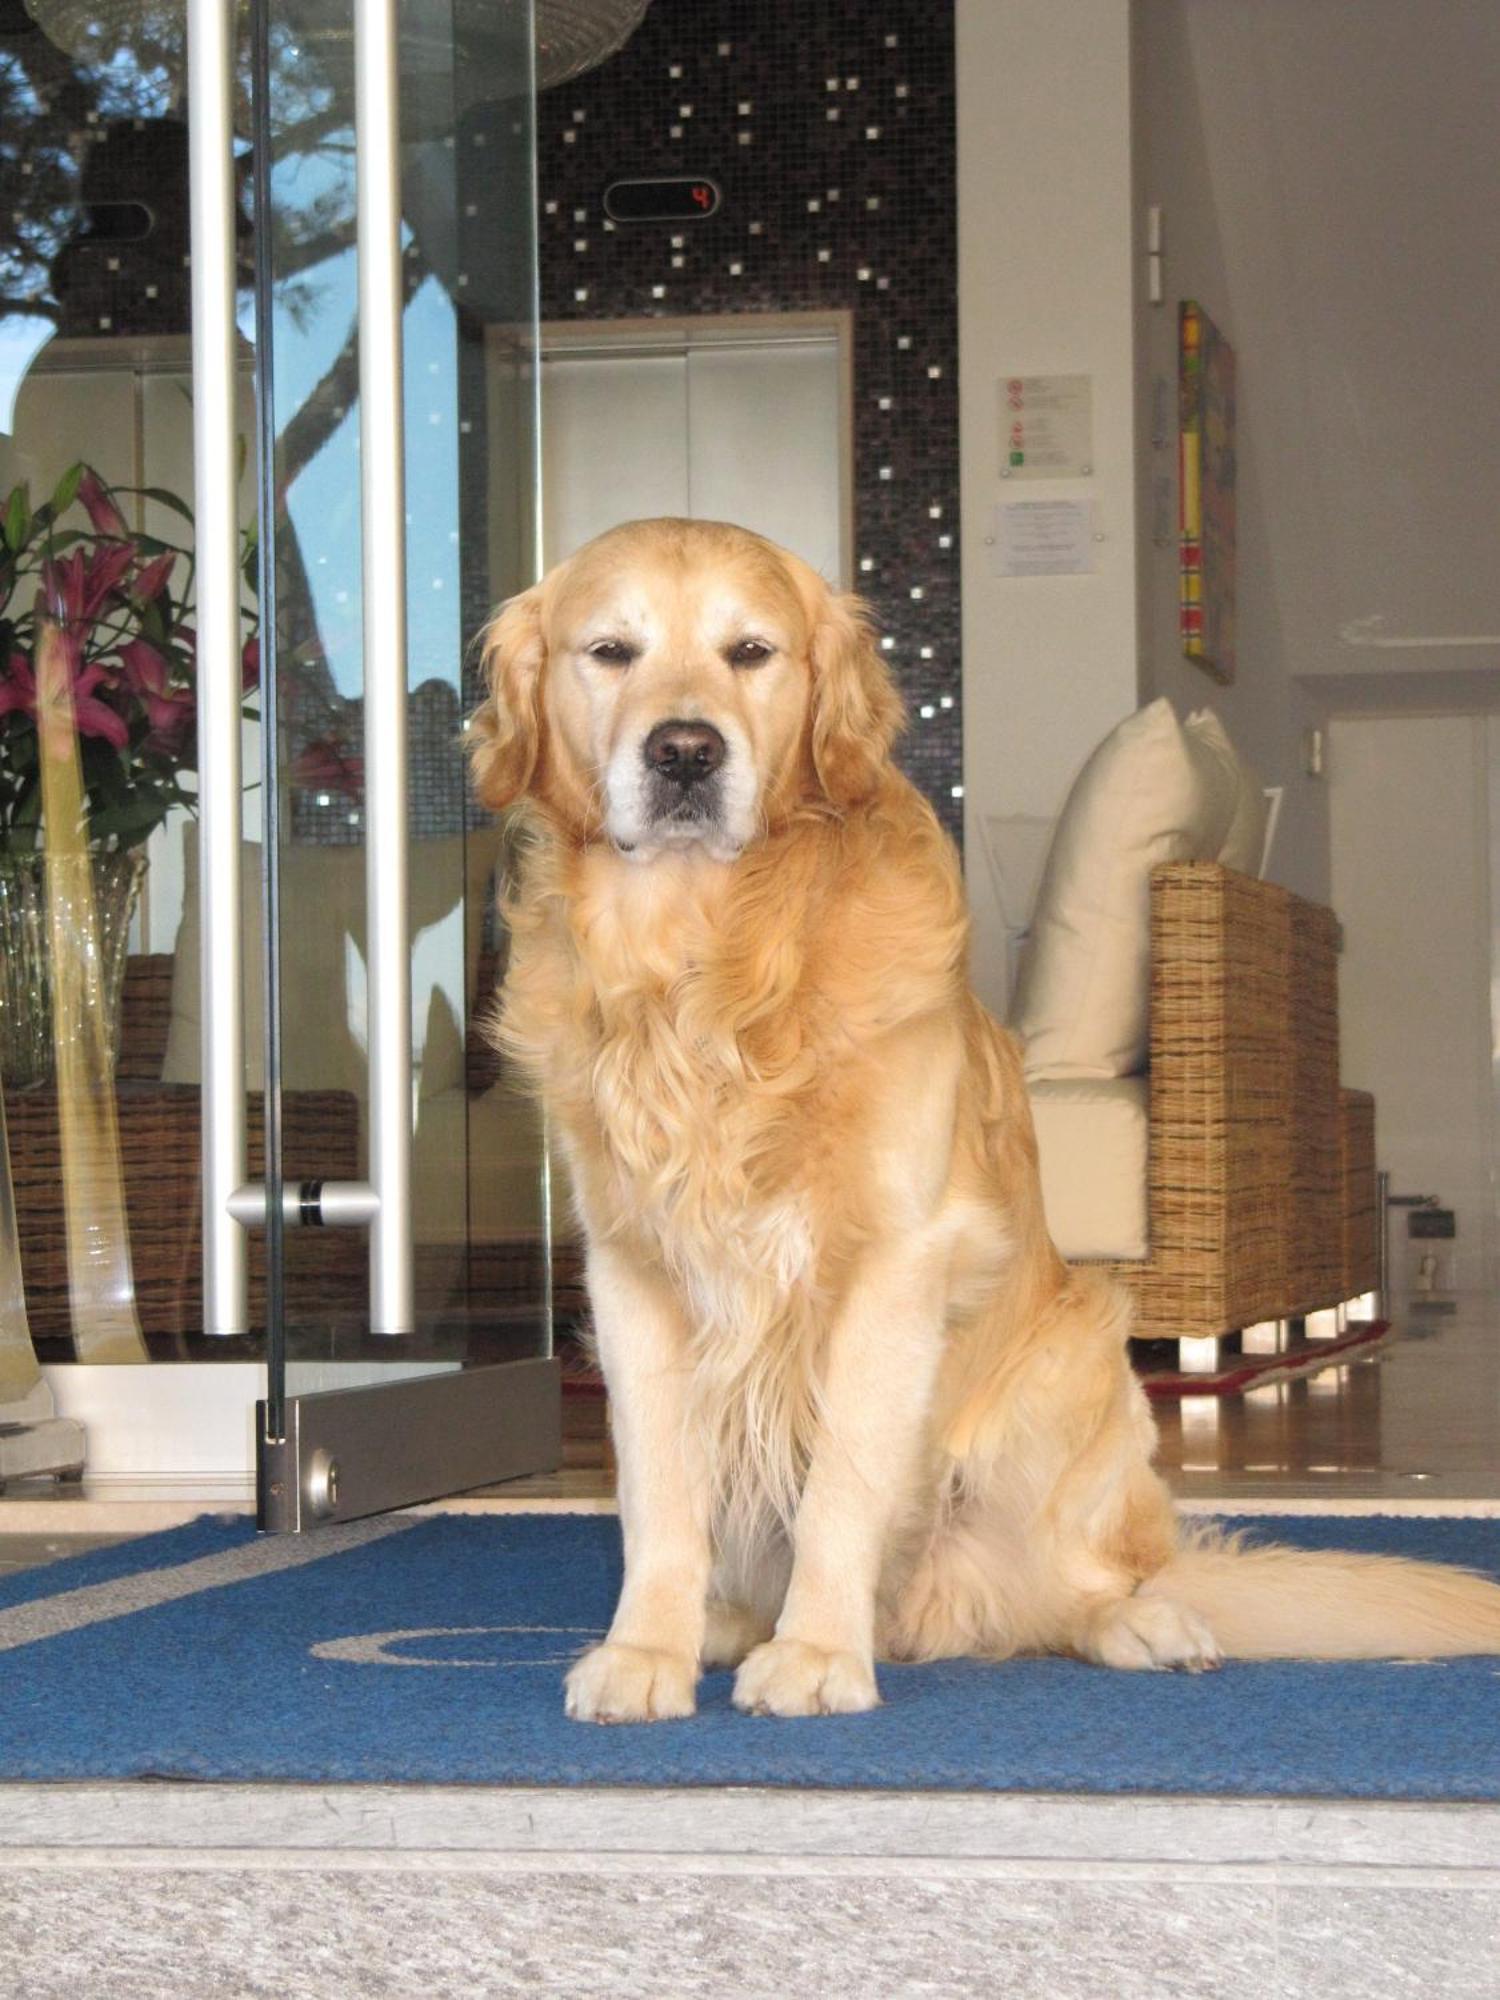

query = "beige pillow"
[
  {"left": 162, "top": 824, "right": 503, "bottom": 1099},
  {"left": 1185, "top": 708, "right": 1269, "bottom": 876},
  {"left": 1011, "top": 698, "right": 1234, "bottom": 1080}
]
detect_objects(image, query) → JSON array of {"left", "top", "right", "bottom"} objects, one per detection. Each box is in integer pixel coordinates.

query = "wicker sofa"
[
  {"left": 1043, "top": 861, "right": 1378, "bottom": 1343},
  {"left": 5, "top": 955, "right": 364, "bottom": 1343},
  {"left": 5, "top": 943, "right": 578, "bottom": 1347}
]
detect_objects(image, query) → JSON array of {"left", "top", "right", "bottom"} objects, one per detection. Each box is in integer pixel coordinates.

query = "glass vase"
[{"left": 0, "top": 846, "right": 148, "bottom": 1092}]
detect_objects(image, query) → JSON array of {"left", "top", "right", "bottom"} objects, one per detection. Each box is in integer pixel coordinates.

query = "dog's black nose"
[{"left": 644, "top": 719, "right": 725, "bottom": 786}]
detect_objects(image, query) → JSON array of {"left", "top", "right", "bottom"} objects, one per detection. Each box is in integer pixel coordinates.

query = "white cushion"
[
  {"left": 1185, "top": 708, "right": 1269, "bottom": 876},
  {"left": 1029, "top": 1076, "right": 1150, "bottom": 1261},
  {"left": 1011, "top": 698, "right": 1234, "bottom": 1080},
  {"left": 162, "top": 824, "right": 504, "bottom": 1100}
]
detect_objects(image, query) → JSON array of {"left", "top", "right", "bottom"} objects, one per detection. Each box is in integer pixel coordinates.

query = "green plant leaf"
[
  {"left": 133, "top": 486, "right": 195, "bottom": 525},
  {"left": 3, "top": 485, "right": 31, "bottom": 553},
  {"left": 31, "top": 528, "right": 89, "bottom": 557},
  {"left": 88, "top": 795, "right": 165, "bottom": 847},
  {"left": 50, "top": 463, "right": 83, "bottom": 516}
]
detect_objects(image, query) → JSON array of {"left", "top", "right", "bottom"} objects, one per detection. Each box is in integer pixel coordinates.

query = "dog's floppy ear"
[
  {"left": 809, "top": 589, "right": 905, "bottom": 806},
  {"left": 469, "top": 584, "right": 545, "bottom": 809}
]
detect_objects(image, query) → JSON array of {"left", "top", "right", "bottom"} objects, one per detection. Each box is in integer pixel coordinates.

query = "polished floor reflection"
[
  {"left": 1160, "top": 1297, "right": 1500, "bottom": 1504},
  {"left": 489, "top": 1296, "right": 1500, "bottom": 1508}
]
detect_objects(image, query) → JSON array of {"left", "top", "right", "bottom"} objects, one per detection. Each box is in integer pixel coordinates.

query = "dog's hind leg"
[
  {"left": 1071, "top": 1591, "right": 1223, "bottom": 1671},
  {"left": 928, "top": 1266, "right": 1223, "bottom": 1672},
  {"left": 1047, "top": 1445, "right": 1224, "bottom": 1673}
]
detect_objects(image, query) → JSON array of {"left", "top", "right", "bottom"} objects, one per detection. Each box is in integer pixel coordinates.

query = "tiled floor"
[
  {"left": 1158, "top": 1298, "right": 1500, "bottom": 1504},
  {"left": 479, "top": 1292, "right": 1500, "bottom": 1510},
  {"left": 0, "top": 1531, "right": 130, "bottom": 1579}
]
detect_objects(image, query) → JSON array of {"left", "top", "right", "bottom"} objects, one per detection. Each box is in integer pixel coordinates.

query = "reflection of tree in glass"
[
  {"left": 2, "top": 3, "right": 560, "bottom": 831},
  {"left": 0, "top": 28, "right": 101, "bottom": 334}
]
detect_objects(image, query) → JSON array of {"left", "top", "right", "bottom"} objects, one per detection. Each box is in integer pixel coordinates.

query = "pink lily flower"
[
  {"left": 131, "top": 550, "right": 177, "bottom": 605},
  {"left": 40, "top": 543, "right": 137, "bottom": 633},
  {"left": 21, "top": 622, "right": 130, "bottom": 758},
  {"left": 77, "top": 468, "right": 130, "bottom": 540},
  {"left": 117, "top": 634, "right": 192, "bottom": 738}
]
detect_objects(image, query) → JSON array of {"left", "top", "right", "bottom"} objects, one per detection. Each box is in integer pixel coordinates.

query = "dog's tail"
[{"left": 1150, "top": 1526, "right": 1500, "bottom": 1660}]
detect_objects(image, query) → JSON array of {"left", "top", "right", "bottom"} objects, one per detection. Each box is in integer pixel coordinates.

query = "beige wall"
[
  {"left": 1130, "top": 1, "right": 1330, "bottom": 906},
  {"left": 958, "top": 0, "right": 1142, "bottom": 1012},
  {"left": 1130, "top": 0, "right": 1500, "bottom": 903},
  {"left": 958, "top": 0, "right": 1458, "bottom": 979},
  {"left": 1330, "top": 714, "right": 1496, "bottom": 1295}
]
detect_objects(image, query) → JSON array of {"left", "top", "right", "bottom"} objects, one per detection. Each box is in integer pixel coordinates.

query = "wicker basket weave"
[
  {"left": 1339, "top": 1088, "right": 1379, "bottom": 1300},
  {"left": 1100, "top": 863, "right": 1369, "bottom": 1343},
  {"left": 8, "top": 1079, "right": 363, "bottom": 1340}
]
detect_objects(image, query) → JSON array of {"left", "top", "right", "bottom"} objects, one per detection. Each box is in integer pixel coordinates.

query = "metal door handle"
[
  {"left": 188, "top": 0, "right": 246, "bottom": 1337},
  {"left": 193, "top": 0, "right": 415, "bottom": 1336}
]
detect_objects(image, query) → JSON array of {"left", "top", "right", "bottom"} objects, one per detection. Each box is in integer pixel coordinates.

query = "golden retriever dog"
[{"left": 470, "top": 517, "right": 1500, "bottom": 1722}]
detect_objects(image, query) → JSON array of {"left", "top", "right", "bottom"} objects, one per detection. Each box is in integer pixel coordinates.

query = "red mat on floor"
[{"left": 1136, "top": 1319, "right": 1393, "bottom": 1399}]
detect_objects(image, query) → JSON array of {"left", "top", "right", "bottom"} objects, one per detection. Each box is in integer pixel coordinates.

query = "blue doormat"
[{"left": 2, "top": 1512, "right": 1498, "bottom": 1798}]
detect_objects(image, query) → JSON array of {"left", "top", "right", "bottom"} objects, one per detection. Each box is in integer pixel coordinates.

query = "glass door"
[{"left": 233, "top": 0, "right": 558, "bottom": 1526}]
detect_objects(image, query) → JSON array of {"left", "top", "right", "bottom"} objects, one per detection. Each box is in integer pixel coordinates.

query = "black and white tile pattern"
[{"left": 534, "top": 0, "right": 961, "bottom": 839}]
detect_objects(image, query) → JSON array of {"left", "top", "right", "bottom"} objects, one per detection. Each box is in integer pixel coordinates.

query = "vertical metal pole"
[
  {"left": 1377, "top": 1168, "right": 1391, "bottom": 1321},
  {"left": 250, "top": 0, "right": 287, "bottom": 1428},
  {"left": 356, "top": 0, "right": 415, "bottom": 1333},
  {"left": 188, "top": 0, "right": 248, "bottom": 1336}
]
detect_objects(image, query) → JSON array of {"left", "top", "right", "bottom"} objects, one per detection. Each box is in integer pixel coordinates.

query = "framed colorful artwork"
[{"left": 1179, "top": 300, "right": 1237, "bottom": 683}]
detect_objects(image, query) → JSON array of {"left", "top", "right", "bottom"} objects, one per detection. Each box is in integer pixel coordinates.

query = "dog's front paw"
[
  {"left": 565, "top": 1641, "right": 697, "bottom": 1723},
  {"left": 732, "top": 1637, "right": 879, "bottom": 1717}
]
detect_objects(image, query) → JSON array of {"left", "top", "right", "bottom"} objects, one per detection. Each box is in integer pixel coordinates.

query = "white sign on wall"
[
  {"left": 998, "top": 373, "right": 1093, "bottom": 479},
  {"left": 990, "top": 499, "right": 1097, "bottom": 577}
]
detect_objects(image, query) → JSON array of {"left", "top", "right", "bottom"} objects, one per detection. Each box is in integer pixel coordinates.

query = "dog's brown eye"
[
  {"left": 588, "top": 639, "right": 636, "bottom": 667},
  {"left": 727, "top": 639, "right": 773, "bottom": 669}
]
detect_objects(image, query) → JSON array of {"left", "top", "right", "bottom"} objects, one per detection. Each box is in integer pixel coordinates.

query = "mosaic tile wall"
[
  {"left": 532, "top": 0, "right": 962, "bottom": 841},
  {"left": 0, "top": 7, "right": 202, "bottom": 343}
]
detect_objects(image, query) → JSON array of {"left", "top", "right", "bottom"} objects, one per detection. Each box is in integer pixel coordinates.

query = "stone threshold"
[{"left": 0, "top": 1783, "right": 1497, "bottom": 1881}]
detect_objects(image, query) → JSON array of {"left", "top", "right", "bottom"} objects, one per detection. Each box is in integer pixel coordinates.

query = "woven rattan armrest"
[
  {"left": 8, "top": 1081, "right": 363, "bottom": 1341},
  {"left": 1102, "top": 860, "right": 1364, "bottom": 1342}
]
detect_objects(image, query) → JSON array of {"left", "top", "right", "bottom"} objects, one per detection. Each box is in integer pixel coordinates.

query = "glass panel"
[
  {"left": 0, "top": 328, "right": 257, "bottom": 1370},
  {"left": 256, "top": 0, "right": 544, "bottom": 1404},
  {"left": 0, "top": 5, "right": 275, "bottom": 1460}
]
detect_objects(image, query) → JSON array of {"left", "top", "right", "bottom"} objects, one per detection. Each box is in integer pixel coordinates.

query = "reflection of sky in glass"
[
  {"left": 84, "top": 49, "right": 177, "bottom": 122},
  {"left": 267, "top": 140, "right": 459, "bottom": 699},
  {"left": 0, "top": 316, "right": 60, "bottom": 434}
]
